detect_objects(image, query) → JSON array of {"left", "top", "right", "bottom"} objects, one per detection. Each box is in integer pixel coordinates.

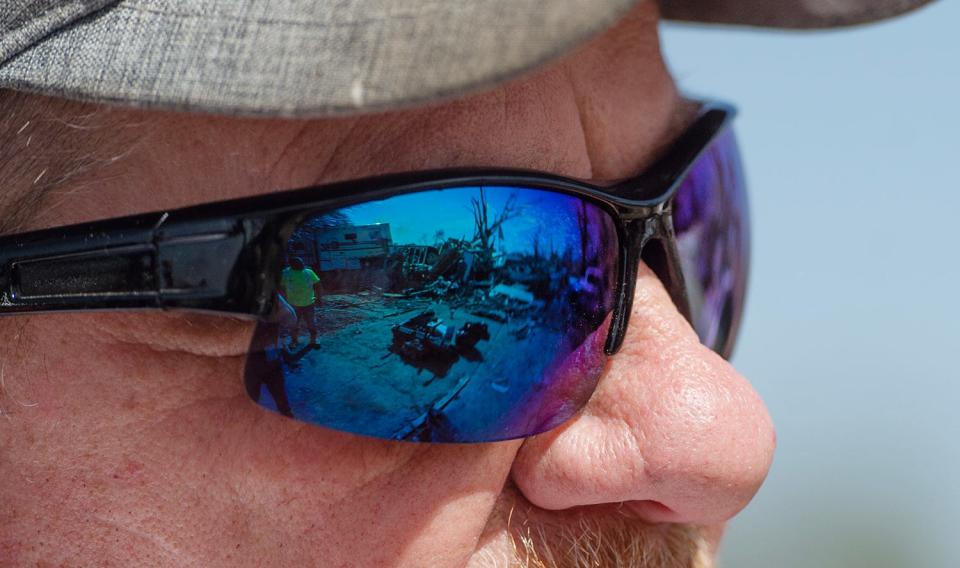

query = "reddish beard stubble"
[{"left": 471, "top": 483, "right": 713, "bottom": 568}]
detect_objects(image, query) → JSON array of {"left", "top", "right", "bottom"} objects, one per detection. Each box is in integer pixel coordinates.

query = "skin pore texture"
[{"left": 0, "top": 4, "right": 775, "bottom": 567}]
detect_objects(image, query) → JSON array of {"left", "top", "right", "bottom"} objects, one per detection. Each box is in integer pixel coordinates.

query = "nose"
[{"left": 510, "top": 263, "right": 776, "bottom": 525}]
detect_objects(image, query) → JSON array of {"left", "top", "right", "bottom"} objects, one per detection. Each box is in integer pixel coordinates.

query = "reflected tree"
[
  {"left": 470, "top": 189, "right": 520, "bottom": 250},
  {"left": 575, "top": 200, "right": 590, "bottom": 274},
  {"left": 469, "top": 189, "right": 521, "bottom": 279}
]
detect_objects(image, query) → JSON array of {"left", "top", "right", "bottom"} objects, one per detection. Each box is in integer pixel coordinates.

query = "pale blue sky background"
[{"left": 661, "top": 3, "right": 958, "bottom": 567}]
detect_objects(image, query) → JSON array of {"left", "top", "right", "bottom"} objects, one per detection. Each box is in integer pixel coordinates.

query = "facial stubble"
[{"left": 477, "top": 485, "right": 713, "bottom": 568}]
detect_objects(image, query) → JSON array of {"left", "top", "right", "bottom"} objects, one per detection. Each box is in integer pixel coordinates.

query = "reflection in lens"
[
  {"left": 245, "top": 186, "right": 619, "bottom": 442},
  {"left": 672, "top": 128, "right": 749, "bottom": 356}
]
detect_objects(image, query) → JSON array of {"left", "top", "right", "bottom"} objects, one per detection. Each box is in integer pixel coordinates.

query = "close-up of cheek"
[{"left": 0, "top": 313, "right": 527, "bottom": 566}]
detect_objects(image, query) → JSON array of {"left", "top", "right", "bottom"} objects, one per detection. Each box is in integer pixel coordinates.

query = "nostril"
[{"left": 622, "top": 500, "right": 680, "bottom": 523}]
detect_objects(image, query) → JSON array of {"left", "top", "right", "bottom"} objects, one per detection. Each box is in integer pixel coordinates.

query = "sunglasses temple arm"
[{"left": 0, "top": 213, "right": 268, "bottom": 317}]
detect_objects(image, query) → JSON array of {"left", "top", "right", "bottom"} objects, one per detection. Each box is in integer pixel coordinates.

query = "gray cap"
[{"left": 0, "top": 0, "right": 934, "bottom": 117}]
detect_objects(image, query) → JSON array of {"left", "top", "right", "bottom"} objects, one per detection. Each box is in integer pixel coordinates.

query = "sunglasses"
[{"left": 0, "top": 102, "right": 748, "bottom": 443}]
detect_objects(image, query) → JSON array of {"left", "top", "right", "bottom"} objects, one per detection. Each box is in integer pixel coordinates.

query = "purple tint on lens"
[
  {"left": 478, "top": 196, "right": 619, "bottom": 439},
  {"left": 672, "top": 128, "right": 749, "bottom": 356}
]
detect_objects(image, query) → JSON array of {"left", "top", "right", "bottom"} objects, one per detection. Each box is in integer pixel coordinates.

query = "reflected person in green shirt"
[{"left": 280, "top": 257, "right": 322, "bottom": 347}]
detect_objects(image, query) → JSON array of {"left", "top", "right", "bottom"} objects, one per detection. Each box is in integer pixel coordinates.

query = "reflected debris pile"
[{"left": 389, "top": 310, "right": 489, "bottom": 377}]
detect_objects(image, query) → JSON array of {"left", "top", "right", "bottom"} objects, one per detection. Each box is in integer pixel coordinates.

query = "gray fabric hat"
[{"left": 0, "top": 0, "right": 934, "bottom": 117}]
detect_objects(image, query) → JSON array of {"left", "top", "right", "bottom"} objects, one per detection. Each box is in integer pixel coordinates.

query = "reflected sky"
[{"left": 342, "top": 186, "right": 586, "bottom": 251}]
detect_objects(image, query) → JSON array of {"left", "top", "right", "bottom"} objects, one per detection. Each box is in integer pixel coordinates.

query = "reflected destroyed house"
[
  {"left": 288, "top": 223, "right": 393, "bottom": 290},
  {"left": 290, "top": 220, "right": 462, "bottom": 292}
]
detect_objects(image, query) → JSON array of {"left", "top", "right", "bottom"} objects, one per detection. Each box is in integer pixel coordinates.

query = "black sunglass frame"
[{"left": 0, "top": 102, "right": 740, "bottom": 358}]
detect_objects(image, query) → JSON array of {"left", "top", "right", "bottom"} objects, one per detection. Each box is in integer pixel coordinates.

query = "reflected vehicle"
[
  {"left": 390, "top": 310, "right": 490, "bottom": 361},
  {"left": 389, "top": 311, "right": 490, "bottom": 379},
  {"left": 246, "top": 185, "right": 619, "bottom": 442}
]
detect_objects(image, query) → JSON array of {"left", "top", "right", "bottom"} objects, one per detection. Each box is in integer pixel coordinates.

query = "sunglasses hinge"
[{"left": 624, "top": 210, "right": 670, "bottom": 242}]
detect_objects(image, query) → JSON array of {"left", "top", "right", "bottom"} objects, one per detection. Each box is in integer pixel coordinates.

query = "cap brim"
[
  {"left": 0, "top": 0, "right": 936, "bottom": 118},
  {"left": 0, "top": 0, "right": 638, "bottom": 117},
  {"left": 660, "top": 0, "right": 934, "bottom": 28}
]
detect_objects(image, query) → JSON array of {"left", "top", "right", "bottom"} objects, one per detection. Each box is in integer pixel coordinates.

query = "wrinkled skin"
[{"left": 0, "top": 4, "right": 775, "bottom": 566}]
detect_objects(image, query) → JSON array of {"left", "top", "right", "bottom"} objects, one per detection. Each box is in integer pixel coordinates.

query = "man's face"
[{"left": 0, "top": 4, "right": 774, "bottom": 567}]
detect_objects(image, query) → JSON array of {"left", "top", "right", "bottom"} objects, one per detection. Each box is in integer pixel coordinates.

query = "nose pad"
[
  {"left": 605, "top": 229, "right": 690, "bottom": 356},
  {"left": 510, "top": 262, "right": 775, "bottom": 525},
  {"left": 641, "top": 235, "right": 694, "bottom": 331}
]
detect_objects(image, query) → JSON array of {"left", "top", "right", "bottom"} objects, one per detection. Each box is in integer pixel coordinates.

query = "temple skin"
[{"left": 0, "top": 3, "right": 774, "bottom": 566}]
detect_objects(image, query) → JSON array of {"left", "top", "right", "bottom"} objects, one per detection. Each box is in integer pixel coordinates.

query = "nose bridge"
[{"left": 644, "top": 212, "right": 695, "bottom": 326}]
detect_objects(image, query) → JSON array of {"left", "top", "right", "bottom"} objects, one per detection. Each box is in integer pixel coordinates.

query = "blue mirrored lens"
[
  {"left": 245, "top": 186, "right": 619, "bottom": 442},
  {"left": 672, "top": 128, "right": 749, "bottom": 356}
]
